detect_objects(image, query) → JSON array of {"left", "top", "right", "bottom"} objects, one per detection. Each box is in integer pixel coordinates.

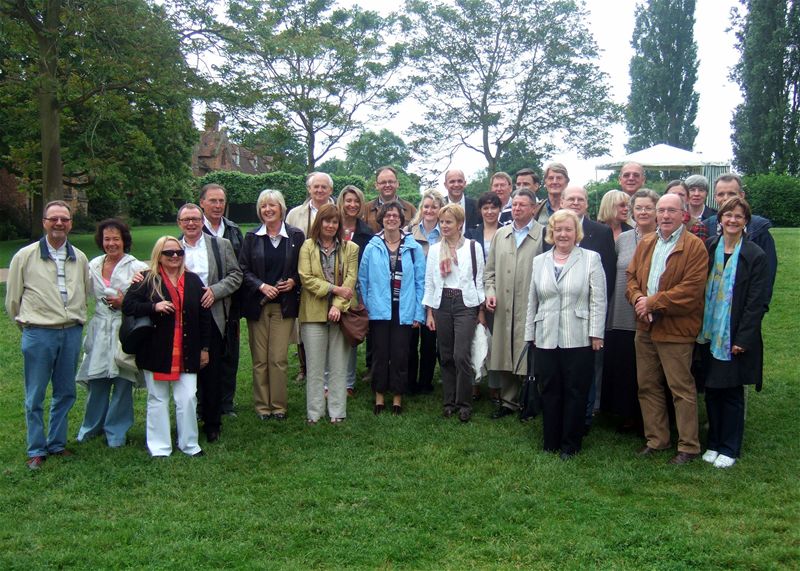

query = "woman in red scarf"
[{"left": 122, "top": 236, "right": 211, "bottom": 457}]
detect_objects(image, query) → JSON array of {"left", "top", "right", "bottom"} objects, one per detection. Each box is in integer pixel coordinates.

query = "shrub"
[{"left": 741, "top": 173, "right": 800, "bottom": 227}]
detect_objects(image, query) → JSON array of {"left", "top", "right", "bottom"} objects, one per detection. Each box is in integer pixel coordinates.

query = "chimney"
[{"left": 205, "top": 111, "right": 220, "bottom": 132}]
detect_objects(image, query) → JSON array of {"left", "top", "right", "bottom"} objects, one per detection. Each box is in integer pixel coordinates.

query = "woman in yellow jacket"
[{"left": 298, "top": 204, "right": 360, "bottom": 424}]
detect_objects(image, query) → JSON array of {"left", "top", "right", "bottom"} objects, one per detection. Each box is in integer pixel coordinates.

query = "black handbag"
[
  {"left": 119, "top": 314, "right": 154, "bottom": 355},
  {"left": 516, "top": 342, "right": 542, "bottom": 422}
]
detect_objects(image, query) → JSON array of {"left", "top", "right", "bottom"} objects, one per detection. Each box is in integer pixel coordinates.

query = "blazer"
[
  {"left": 122, "top": 270, "right": 212, "bottom": 374},
  {"left": 359, "top": 233, "right": 426, "bottom": 325},
  {"left": 446, "top": 195, "right": 481, "bottom": 229},
  {"left": 525, "top": 248, "right": 606, "bottom": 349},
  {"left": 238, "top": 224, "right": 304, "bottom": 320},
  {"left": 545, "top": 217, "right": 616, "bottom": 301},
  {"left": 298, "top": 239, "right": 359, "bottom": 323},
  {"left": 348, "top": 218, "right": 374, "bottom": 266},
  {"left": 191, "top": 234, "right": 242, "bottom": 337},
  {"left": 422, "top": 239, "right": 485, "bottom": 309}
]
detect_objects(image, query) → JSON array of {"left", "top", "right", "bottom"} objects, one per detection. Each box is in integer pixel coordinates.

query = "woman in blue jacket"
[{"left": 359, "top": 201, "right": 426, "bottom": 415}]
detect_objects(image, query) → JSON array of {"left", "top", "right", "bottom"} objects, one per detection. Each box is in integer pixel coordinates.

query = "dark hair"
[
  {"left": 714, "top": 173, "right": 743, "bottom": 192},
  {"left": 717, "top": 196, "right": 752, "bottom": 226},
  {"left": 94, "top": 218, "right": 133, "bottom": 253},
  {"left": 477, "top": 192, "right": 502, "bottom": 210},
  {"left": 199, "top": 183, "right": 226, "bottom": 201},
  {"left": 308, "top": 203, "right": 341, "bottom": 243},
  {"left": 515, "top": 168, "right": 540, "bottom": 184},
  {"left": 376, "top": 201, "right": 405, "bottom": 228},
  {"left": 512, "top": 188, "right": 537, "bottom": 205}
]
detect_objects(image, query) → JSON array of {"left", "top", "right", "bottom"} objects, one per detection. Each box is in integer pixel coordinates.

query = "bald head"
[
  {"left": 562, "top": 186, "right": 589, "bottom": 218},
  {"left": 656, "top": 193, "right": 684, "bottom": 238},
  {"left": 444, "top": 169, "right": 466, "bottom": 202}
]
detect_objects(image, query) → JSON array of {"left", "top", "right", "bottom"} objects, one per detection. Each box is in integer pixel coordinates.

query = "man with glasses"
[
  {"left": 619, "top": 162, "right": 646, "bottom": 197},
  {"left": 364, "top": 166, "right": 416, "bottom": 232},
  {"left": 626, "top": 193, "right": 707, "bottom": 465},
  {"left": 177, "top": 204, "right": 242, "bottom": 443},
  {"left": 199, "top": 183, "right": 244, "bottom": 416},
  {"left": 6, "top": 201, "right": 91, "bottom": 470}
]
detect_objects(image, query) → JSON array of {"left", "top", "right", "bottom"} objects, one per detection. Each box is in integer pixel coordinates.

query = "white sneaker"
[
  {"left": 713, "top": 454, "right": 736, "bottom": 468},
  {"left": 702, "top": 449, "right": 719, "bottom": 463}
]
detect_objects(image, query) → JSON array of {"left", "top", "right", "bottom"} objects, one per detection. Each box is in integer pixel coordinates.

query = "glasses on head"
[
  {"left": 656, "top": 208, "right": 682, "bottom": 215},
  {"left": 633, "top": 206, "right": 655, "bottom": 213},
  {"left": 44, "top": 216, "right": 71, "bottom": 223},
  {"left": 161, "top": 249, "right": 185, "bottom": 258},
  {"left": 179, "top": 217, "right": 202, "bottom": 224}
]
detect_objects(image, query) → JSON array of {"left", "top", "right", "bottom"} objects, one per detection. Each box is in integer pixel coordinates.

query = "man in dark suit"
[
  {"left": 199, "top": 183, "right": 244, "bottom": 415},
  {"left": 558, "top": 186, "right": 617, "bottom": 429},
  {"left": 443, "top": 169, "right": 481, "bottom": 229},
  {"left": 178, "top": 204, "right": 243, "bottom": 443},
  {"left": 514, "top": 168, "right": 541, "bottom": 197}
]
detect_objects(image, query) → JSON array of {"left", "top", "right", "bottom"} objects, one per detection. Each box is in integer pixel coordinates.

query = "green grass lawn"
[{"left": 0, "top": 229, "right": 797, "bottom": 569}]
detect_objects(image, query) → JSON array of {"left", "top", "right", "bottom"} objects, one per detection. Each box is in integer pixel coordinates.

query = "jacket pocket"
[{"left": 574, "top": 308, "right": 589, "bottom": 320}]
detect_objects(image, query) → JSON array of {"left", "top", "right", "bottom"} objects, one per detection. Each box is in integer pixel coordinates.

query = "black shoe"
[
  {"left": 490, "top": 406, "right": 515, "bottom": 420},
  {"left": 206, "top": 431, "right": 219, "bottom": 443},
  {"left": 560, "top": 451, "right": 576, "bottom": 461},
  {"left": 192, "top": 450, "right": 205, "bottom": 458},
  {"left": 273, "top": 413, "right": 287, "bottom": 421},
  {"left": 392, "top": 405, "right": 402, "bottom": 415},
  {"left": 443, "top": 407, "right": 455, "bottom": 418},
  {"left": 459, "top": 410, "right": 472, "bottom": 423},
  {"left": 373, "top": 403, "right": 385, "bottom": 416}
]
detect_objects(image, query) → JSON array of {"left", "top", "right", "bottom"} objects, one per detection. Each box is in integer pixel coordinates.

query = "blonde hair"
[
  {"left": 337, "top": 185, "right": 365, "bottom": 219},
  {"left": 143, "top": 236, "right": 184, "bottom": 302},
  {"left": 545, "top": 209, "right": 583, "bottom": 245},
  {"left": 438, "top": 203, "right": 466, "bottom": 269},
  {"left": 256, "top": 189, "right": 287, "bottom": 221},
  {"left": 410, "top": 189, "right": 445, "bottom": 227},
  {"left": 597, "top": 190, "right": 630, "bottom": 225}
]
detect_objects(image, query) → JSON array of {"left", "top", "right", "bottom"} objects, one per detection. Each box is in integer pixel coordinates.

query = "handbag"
[
  {"left": 119, "top": 313, "right": 154, "bottom": 355},
  {"left": 515, "top": 342, "right": 542, "bottom": 422},
  {"left": 336, "top": 247, "right": 369, "bottom": 347}
]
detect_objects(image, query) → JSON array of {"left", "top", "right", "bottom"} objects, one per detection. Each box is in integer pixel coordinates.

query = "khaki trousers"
[
  {"left": 248, "top": 303, "right": 294, "bottom": 416},
  {"left": 634, "top": 330, "right": 700, "bottom": 454}
]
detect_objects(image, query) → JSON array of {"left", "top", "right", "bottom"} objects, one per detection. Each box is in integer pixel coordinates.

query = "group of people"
[{"left": 6, "top": 161, "right": 777, "bottom": 470}]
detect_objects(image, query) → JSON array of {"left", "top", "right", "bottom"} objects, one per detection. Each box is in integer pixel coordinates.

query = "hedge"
[
  {"left": 196, "top": 171, "right": 422, "bottom": 223},
  {"left": 741, "top": 173, "right": 800, "bottom": 228}
]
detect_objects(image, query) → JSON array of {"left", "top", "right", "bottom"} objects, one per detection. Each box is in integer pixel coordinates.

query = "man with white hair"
[{"left": 286, "top": 171, "right": 336, "bottom": 236}]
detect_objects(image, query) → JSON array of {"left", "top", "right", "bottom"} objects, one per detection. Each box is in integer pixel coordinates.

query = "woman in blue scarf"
[{"left": 697, "top": 197, "right": 769, "bottom": 469}]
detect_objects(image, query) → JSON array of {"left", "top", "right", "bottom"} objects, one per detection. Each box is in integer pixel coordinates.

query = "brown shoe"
[
  {"left": 636, "top": 446, "right": 661, "bottom": 457},
  {"left": 26, "top": 456, "right": 46, "bottom": 470},
  {"left": 668, "top": 451, "right": 699, "bottom": 465}
]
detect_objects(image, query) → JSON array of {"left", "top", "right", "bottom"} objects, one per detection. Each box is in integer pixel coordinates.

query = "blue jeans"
[
  {"left": 22, "top": 325, "right": 83, "bottom": 457},
  {"left": 77, "top": 377, "right": 134, "bottom": 447}
]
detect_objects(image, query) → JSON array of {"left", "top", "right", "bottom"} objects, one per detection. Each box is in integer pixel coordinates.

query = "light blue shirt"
[
  {"left": 512, "top": 218, "right": 534, "bottom": 248},
  {"left": 418, "top": 222, "right": 441, "bottom": 246},
  {"left": 647, "top": 225, "right": 684, "bottom": 295}
]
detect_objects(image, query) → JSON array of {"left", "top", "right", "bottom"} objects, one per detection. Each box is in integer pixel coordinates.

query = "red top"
[{"left": 153, "top": 269, "right": 184, "bottom": 381}]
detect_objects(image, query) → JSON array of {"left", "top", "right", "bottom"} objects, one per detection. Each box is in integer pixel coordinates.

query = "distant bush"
[{"left": 741, "top": 173, "right": 800, "bottom": 227}]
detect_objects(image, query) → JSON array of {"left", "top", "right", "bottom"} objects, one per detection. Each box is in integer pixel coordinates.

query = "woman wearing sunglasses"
[{"left": 122, "top": 236, "right": 212, "bottom": 457}]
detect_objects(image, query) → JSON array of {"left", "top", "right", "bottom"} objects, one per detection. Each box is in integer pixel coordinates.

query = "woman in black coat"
[
  {"left": 697, "top": 197, "right": 769, "bottom": 469},
  {"left": 238, "top": 189, "right": 304, "bottom": 421},
  {"left": 122, "top": 236, "right": 211, "bottom": 458}
]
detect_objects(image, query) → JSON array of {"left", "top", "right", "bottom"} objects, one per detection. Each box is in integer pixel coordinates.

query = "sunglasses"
[{"left": 161, "top": 249, "right": 185, "bottom": 258}]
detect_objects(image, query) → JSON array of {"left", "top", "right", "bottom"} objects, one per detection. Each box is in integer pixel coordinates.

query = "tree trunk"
[{"left": 31, "top": 0, "right": 63, "bottom": 238}]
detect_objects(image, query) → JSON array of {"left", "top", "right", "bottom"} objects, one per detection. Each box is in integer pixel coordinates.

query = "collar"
[
  {"left": 512, "top": 218, "right": 534, "bottom": 234},
  {"left": 203, "top": 216, "right": 224, "bottom": 233},
  {"left": 39, "top": 236, "right": 76, "bottom": 260},
  {"left": 181, "top": 235, "right": 206, "bottom": 249},
  {"left": 255, "top": 222, "right": 288, "bottom": 237}
]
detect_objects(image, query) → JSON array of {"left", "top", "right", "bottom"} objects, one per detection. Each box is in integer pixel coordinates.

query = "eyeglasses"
[
  {"left": 656, "top": 208, "right": 682, "bottom": 215},
  {"left": 43, "top": 217, "right": 71, "bottom": 223},
  {"left": 688, "top": 187, "right": 706, "bottom": 193},
  {"left": 633, "top": 206, "right": 655, "bottom": 212},
  {"left": 382, "top": 213, "right": 401, "bottom": 219},
  {"left": 161, "top": 249, "right": 185, "bottom": 257},
  {"left": 179, "top": 217, "right": 202, "bottom": 224}
]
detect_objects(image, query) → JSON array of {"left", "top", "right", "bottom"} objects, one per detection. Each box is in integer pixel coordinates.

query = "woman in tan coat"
[{"left": 298, "top": 204, "right": 359, "bottom": 424}]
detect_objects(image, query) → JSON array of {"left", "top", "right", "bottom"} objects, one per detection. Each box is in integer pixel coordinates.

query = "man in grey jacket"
[
  {"left": 178, "top": 204, "right": 242, "bottom": 443},
  {"left": 6, "top": 200, "right": 91, "bottom": 470}
]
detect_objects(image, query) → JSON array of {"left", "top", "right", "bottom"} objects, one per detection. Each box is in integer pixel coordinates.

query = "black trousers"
[
  {"left": 705, "top": 385, "right": 745, "bottom": 458},
  {"left": 198, "top": 327, "right": 225, "bottom": 435},
  {"left": 370, "top": 316, "right": 411, "bottom": 396},
  {"left": 407, "top": 324, "right": 438, "bottom": 394},
  {"left": 535, "top": 346, "right": 594, "bottom": 455},
  {"left": 219, "top": 320, "right": 240, "bottom": 413}
]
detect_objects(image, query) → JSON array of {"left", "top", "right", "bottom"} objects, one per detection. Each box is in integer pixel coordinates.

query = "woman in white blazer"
[
  {"left": 423, "top": 204, "right": 486, "bottom": 422},
  {"left": 525, "top": 209, "right": 606, "bottom": 459}
]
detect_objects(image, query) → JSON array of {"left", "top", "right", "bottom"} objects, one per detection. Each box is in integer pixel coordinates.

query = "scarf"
[
  {"left": 153, "top": 267, "right": 185, "bottom": 381},
  {"left": 698, "top": 237, "right": 742, "bottom": 360}
]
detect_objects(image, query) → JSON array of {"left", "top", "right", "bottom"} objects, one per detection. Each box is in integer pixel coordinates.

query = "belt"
[{"left": 441, "top": 288, "right": 462, "bottom": 298}]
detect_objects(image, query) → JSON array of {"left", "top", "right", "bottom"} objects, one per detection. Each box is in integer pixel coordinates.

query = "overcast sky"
[{"left": 340, "top": 0, "right": 742, "bottom": 186}]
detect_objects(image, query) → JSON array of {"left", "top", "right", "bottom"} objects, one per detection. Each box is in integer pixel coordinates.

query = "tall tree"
[
  {"left": 626, "top": 0, "right": 699, "bottom": 152},
  {"left": 405, "top": 0, "right": 619, "bottom": 174},
  {"left": 0, "top": 0, "right": 204, "bottom": 233},
  {"left": 220, "top": 0, "right": 405, "bottom": 172},
  {"left": 731, "top": 0, "right": 799, "bottom": 175}
]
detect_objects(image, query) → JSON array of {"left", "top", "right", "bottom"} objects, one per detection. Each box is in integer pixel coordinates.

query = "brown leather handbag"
[{"left": 336, "top": 248, "right": 369, "bottom": 347}]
